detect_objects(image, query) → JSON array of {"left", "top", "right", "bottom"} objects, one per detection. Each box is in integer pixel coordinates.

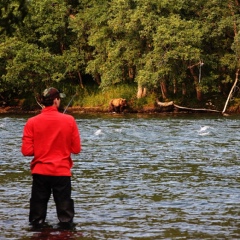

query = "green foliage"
[
  {"left": 131, "top": 94, "right": 157, "bottom": 110},
  {"left": 0, "top": 0, "right": 28, "bottom": 36},
  {"left": 0, "top": 0, "right": 240, "bottom": 110},
  {"left": 74, "top": 83, "right": 137, "bottom": 109}
]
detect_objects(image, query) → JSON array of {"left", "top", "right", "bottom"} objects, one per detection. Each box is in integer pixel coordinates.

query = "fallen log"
[
  {"left": 155, "top": 100, "right": 174, "bottom": 112},
  {"left": 173, "top": 104, "right": 221, "bottom": 113},
  {"left": 156, "top": 100, "right": 174, "bottom": 107},
  {"left": 156, "top": 100, "right": 221, "bottom": 113}
]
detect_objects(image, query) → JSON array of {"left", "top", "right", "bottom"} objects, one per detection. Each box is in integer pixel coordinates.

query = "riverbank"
[
  {"left": 0, "top": 106, "right": 110, "bottom": 115},
  {"left": 0, "top": 106, "right": 235, "bottom": 115},
  {"left": 0, "top": 102, "right": 239, "bottom": 115}
]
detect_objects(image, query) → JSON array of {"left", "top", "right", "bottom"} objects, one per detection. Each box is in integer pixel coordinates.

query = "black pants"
[{"left": 29, "top": 174, "right": 74, "bottom": 225}]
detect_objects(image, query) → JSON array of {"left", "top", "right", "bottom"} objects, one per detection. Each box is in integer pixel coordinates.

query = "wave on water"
[
  {"left": 94, "top": 129, "right": 102, "bottom": 135},
  {"left": 197, "top": 126, "right": 211, "bottom": 136}
]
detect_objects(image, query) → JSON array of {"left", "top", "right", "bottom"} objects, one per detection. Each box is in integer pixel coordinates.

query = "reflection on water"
[
  {"left": 0, "top": 113, "right": 240, "bottom": 239},
  {"left": 28, "top": 230, "right": 82, "bottom": 240}
]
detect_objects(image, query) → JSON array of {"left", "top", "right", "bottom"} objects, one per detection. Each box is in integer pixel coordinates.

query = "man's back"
[{"left": 22, "top": 106, "right": 81, "bottom": 176}]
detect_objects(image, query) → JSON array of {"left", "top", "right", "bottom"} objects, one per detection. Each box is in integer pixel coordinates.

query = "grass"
[
  {"left": 19, "top": 83, "right": 156, "bottom": 112},
  {"left": 72, "top": 83, "right": 160, "bottom": 112}
]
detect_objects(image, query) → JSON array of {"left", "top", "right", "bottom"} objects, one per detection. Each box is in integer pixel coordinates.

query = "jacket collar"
[{"left": 41, "top": 106, "right": 58, "bottom": 113}]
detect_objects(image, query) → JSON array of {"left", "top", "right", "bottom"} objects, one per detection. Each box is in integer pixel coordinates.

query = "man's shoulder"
[
  {"left": 24, "top": 114, "right": 40, "bottom": 127},
  {"left": 59, "top": 113, "right": 76, "bottom": 121},
  {"left": 27, "top": 113, "right": 40, "bottom": 121}
]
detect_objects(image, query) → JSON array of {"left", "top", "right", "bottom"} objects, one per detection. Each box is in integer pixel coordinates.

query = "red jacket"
[{"left": 21, "top": 106, "right": 81, "bottom": 176}]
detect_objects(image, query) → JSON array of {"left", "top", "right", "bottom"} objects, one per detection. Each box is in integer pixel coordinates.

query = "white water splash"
[
  {"left": 115, "top": 129, "right": 122, "bottom": 133},
  {"left": 0, "top": 120, "right": 7, "bottom": 129},
  {"left": 94, "top": 129, "right": 102, "bottom": 135},
  {"left": 198, "top": 126, "right": 210, "bottom": 132},
  {"left": 197, "top": 126, "right": 210, "bottom": 135}
]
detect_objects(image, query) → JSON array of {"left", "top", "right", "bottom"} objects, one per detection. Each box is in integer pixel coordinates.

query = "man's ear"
[{"left": 53, "top": 98, "right": 59, "bottom": 106}]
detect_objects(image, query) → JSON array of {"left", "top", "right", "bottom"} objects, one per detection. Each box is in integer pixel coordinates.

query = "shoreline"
[
  {"left": 0, "top": 106, "right": 163, "bottom": 115},
  {"left": 1, "top": 105, "right": 238, "bottom": 115}
]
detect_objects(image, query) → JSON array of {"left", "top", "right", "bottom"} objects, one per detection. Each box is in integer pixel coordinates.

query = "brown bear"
[{"left": 109, "top": 98, "right": 127, "bottom": 113}]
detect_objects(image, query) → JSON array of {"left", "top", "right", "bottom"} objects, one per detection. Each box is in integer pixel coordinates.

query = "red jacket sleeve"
[
  {"left": 71, "top": 119, "right": 81, "bottom": 154},
  {"left": 21, "top": 119, "right": 34, "bottom": 156}
]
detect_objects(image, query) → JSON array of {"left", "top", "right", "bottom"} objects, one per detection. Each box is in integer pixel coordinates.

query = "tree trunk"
[
  {"left": 128, "top": 66, "right": 135, "bottom": 79},
  {"left": 222, "top": 68, "right": 239, "bottom": 114},
  {"left": 189, "top": 65, "right": 202, "bottom": 101},
  {"left": 94, "top": 73, "right": 101, "bottom": 85},
  {"left": 77, "top": 71, "right": 84, "bottom": 88},
  {"left": 160, "top": 80, "right": 167, "bottom": 100},
  {"left": 137, "top": 85, "right": 147, "bottom": 98},
  {"left": 182, "top": 82, "right": 187, "bottom": 96},
  {"left": 173, "top": 79, "right": 177, "bottom": 94}
]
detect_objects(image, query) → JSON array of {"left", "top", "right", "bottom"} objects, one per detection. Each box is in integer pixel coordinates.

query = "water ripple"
[{"left": 0, "top": 114, "right": 240, "bottom": 239}]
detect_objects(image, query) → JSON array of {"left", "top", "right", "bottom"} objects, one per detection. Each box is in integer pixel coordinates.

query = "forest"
[{"left": 0, "top": 0, "right": 240, "bottom": 113}]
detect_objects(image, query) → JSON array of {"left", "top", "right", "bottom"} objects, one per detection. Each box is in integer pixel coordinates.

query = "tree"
[
  {"left": 0, "top": 0, "right": 80, "bottom": 99},
  {"left": 0, "top": 0, "right": 239, "bottom": 108},
  {"left": 0, "top": 0, "right": 27, "bottom": 35}
]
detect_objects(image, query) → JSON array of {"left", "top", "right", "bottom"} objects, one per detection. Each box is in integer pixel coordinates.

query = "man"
[{"left": 21, "top": 87, "right": 81, "bottom": 228}]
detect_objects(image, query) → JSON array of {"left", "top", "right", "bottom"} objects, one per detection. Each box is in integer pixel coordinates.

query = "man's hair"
[{"left": 40, "top": 87, "right": 61, "bottom": 106}]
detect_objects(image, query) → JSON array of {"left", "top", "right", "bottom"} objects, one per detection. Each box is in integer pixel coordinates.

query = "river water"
[{"left": 0, "top": 113, "right": 239, "bottom": 240}]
